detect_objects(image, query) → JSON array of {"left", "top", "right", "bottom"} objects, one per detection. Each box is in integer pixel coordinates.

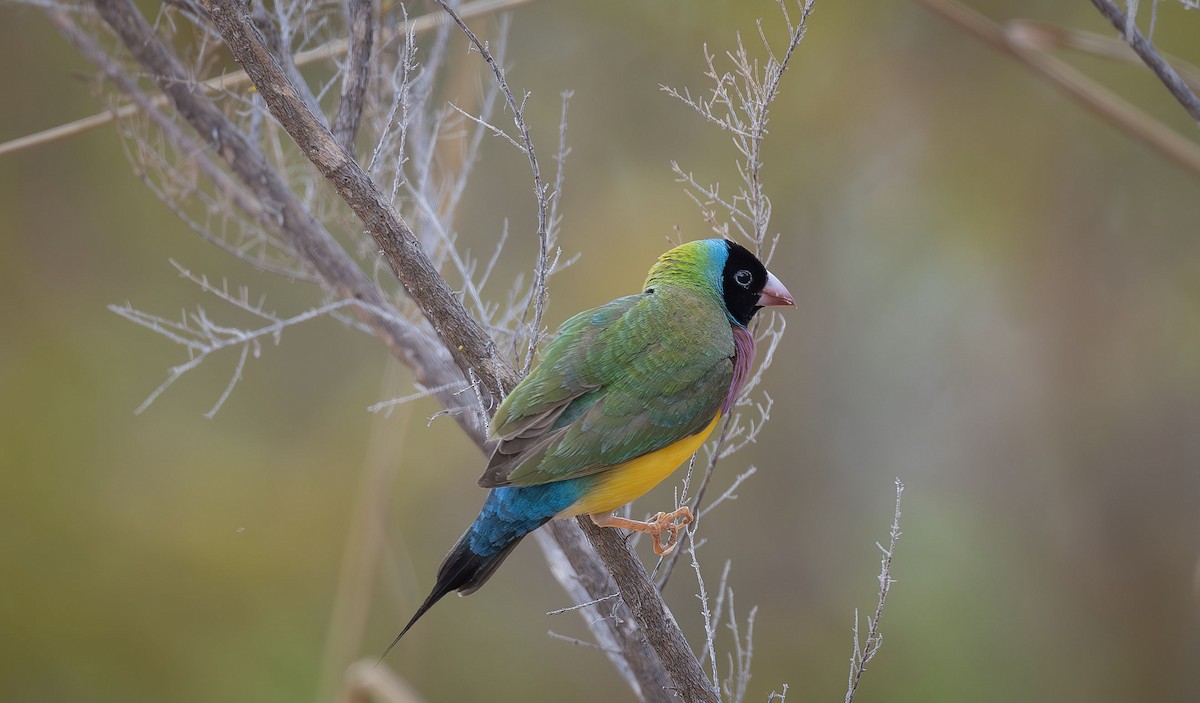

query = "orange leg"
[{"left": 590, "top": 506, "right": 694, "bottom": 556}]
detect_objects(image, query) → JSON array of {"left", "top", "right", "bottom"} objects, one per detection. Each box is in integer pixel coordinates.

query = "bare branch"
[
  {"left": 545, "top": 592, "right": 620, "bottom": 617},
  {"left": 367, "top": 381, "right": 475, "bottom": 416},
  {"left": 579, "top": 518, "right": 719, "bottom": 703},
  {"left": 447, "top": 101, "right": 525, "bottom": 151},
  {"left": 721, "top": 593, "right": 756, "bottom": 703},
  {"left": 910, "top": 0, "right": 1200, "bottom": 176},
  {"left": 546, "top": 630, "right": 622, "bottom": 654},
  {"left": 0, "top": 0, "right": 535, "bottom": 159},
  {"left": 685, "top": 551, "right": 759, "bottom": 703},
  {"left": 1088, "top": 0, "right": 1200, "bottom": 125},
  {"left": 698, "top": 466, "right": 757, "bottom": 520},
  {"left": 657, "top": 0, "right": 809, "bottom": 591},
  {"left": 844, "top": 479, "right": 905, "bottom": 703},
  {"left": 435, "top": 0, "right": 556, "bottom": 375},
  {"left": 197, "top": 0, "right": 519, "bottom": 401},
  {"left": 665, "top": 0, "right": 815, "bottom": 247},
  {"left": 205, "top": 340, "right": 250, "bottom": 418},
  {"left": 47, "top": 9, "right": 308, "bottom": 279},
  {"left": 537, "top": 524, "right": 676, "bottom": 703},
  {"left": 331, "top": 0, "right": 376, "bottom": 152},
  {"left": 688, "top": 538, "right": 721, "bottom": 696},
  {"left": 248, "top": 6, "right": 327, "bottom": 129},
  {"left": 110, "top": 294, "right": 354, "bottom": 415},
  {"left": 89, "top": 0, "right": 488, "bottom": 442}
]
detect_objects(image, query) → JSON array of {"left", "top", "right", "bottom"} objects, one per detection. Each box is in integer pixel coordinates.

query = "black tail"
[{"left": 379, "top": 533, "right": 524, "bottom": 661}]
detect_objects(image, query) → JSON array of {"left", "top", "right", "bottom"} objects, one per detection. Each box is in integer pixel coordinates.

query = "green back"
[{"left": 479, "top": 284, "right": 734, "bottom": 488}]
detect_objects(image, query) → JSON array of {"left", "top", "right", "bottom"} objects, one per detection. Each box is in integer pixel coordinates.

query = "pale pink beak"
[{"left": 757, "top": 270, "right": 795, "bottom": 307}]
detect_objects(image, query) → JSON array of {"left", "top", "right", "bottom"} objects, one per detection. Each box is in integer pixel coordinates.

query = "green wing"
[{"left": 478, "top": 288, "right": 734, "bottom": 488}]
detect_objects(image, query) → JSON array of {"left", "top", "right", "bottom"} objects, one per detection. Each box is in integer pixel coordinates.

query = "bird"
[{"left": 384, "top": 238, "right": 793, "bottom": 655}]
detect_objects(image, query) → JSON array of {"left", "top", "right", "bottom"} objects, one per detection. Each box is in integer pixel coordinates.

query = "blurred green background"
[{"left": 2, "top": 1, "right": 1199, "bottom": 701}]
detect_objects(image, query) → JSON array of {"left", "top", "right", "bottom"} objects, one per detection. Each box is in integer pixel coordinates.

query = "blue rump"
[{"left": 467, "top": 478, "right": 594, "bottom": 556}]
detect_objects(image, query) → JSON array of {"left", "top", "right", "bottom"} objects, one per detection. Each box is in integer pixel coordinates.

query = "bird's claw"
[
  {"left": 589, "top": 506, "right": 694, "bottom": 555},
  {"left": 649, "top": 506, "right": 693, "bottom": 556}
]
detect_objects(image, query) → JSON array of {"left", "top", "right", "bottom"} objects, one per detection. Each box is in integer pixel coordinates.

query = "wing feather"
[{"left": 477, "top": 288, "right": 734, "bottom": 488}]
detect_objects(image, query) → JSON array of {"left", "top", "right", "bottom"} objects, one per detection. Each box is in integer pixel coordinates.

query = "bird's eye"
[{"left": 734, "top": 269, "right": 753, "bottom": 288}]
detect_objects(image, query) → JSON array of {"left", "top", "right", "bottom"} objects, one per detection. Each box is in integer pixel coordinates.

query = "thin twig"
[
  {"left": 0, "top": 0, "right": 534, "bottom": 158},
  {"left": 367, "top": 381, "right": 473, "bottom": 415},
  {"left": 199, "top": 0, "right": 518, "bottom": 401},
  {"left": 536, "top": 524, "right": 673, "bottom": 703},
  {"left": 697, "top": 466, "right": 757, "bottom": 520},
  {"left": 687, "top": 535, "right": 720, "bottom": 699},
  {"left": 545, "top": 592, "right": 620, "bottom": 616},
  {"left": 435, "top": 0, "right": 554, "bottom": 375},
  {"left": 47, "top": 9, "right": 308, "bottom": 279},
  {"left": 844, "top": 479, "right": 905, "bottom": 703},
  {"left": 91, "top": 0, "right": 487, "bottom": 441},
  {"left": 111, "top": 298, "right": 355, "bottom": 414},
  {"left": 656, "top": 0, "right": 811, "bottom": 592},
  {"left": 546, "top": 630, "right": 622, "bottom": 654},
  {"left": 656, "top": 415, "right": 735, "bottom": 588},
  {"left": 721, "top": 591, "right": 756, "bottom": 703}
]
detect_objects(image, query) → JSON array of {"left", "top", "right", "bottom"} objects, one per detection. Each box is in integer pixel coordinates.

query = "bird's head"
[{"left": 643, "top": 239, "right": 795, "bottom": 327}]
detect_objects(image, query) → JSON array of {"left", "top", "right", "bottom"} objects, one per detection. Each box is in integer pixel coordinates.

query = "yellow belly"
[{"left": 558, "top": 414, "right": 721, "bottom": 518}]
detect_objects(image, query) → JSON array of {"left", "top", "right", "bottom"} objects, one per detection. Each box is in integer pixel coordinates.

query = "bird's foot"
[
  {"left": 590, "top": 506, "right": 694, "bottom": 556},
  {"left": 648, "top": 506, "right": 694, "bottom": 555}
]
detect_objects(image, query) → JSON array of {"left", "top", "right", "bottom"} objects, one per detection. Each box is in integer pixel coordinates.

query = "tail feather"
[
  {"left": 380, "top": 483, "right": 579, "bottom": 660},
  {"left": 379, "top": 534, "right": 524, "bottom": 661}
]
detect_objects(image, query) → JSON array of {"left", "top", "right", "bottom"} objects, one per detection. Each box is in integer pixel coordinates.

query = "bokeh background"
[{"left": 2, "top": 1, "right": 1199, "bottom": 701}]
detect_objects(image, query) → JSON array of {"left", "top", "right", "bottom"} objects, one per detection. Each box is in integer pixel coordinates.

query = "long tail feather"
[
  {"left": 378, "top": 534, "right": 524, "bottom": 661},
  {"left": 379, "top": 483, "right": 576, "bottom": 660}
]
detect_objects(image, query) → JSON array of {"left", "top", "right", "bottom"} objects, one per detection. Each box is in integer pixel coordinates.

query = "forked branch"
[
  {"left": 197, "top": 0, "right": 519, "bottom": 402},
  {"left": 87, "top": 0, "right": 487, "bottom": 443}
]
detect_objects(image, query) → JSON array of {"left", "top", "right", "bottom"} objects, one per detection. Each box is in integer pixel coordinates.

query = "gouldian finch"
[{"left": 386, "top": 238, "right": 793, "bottom": 651}]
